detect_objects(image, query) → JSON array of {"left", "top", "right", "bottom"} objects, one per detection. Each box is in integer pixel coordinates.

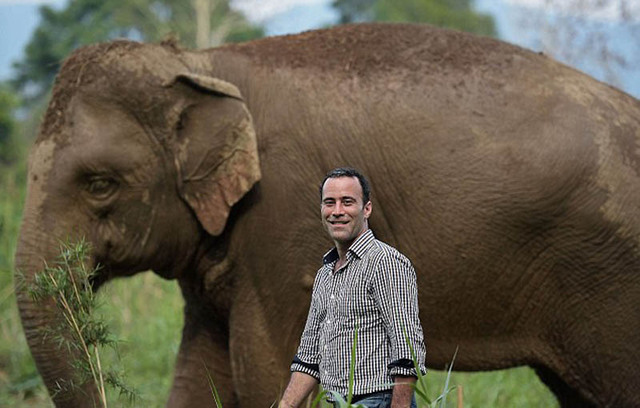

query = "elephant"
[{"left": 14, "top": 22, "right": 640, "bottom": 407}]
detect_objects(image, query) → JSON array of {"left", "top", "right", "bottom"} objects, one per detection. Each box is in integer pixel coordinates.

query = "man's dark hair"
[{"left": 320, "top": 167, "right": 371, "bottom": 204}]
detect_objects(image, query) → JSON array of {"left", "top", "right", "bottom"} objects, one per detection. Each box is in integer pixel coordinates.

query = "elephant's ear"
[{"left": 167, "top": 73, "right": 261, "bottom": 236}]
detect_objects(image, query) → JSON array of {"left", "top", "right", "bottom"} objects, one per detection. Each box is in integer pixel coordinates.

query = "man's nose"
[{"left": 332, "top": 202, "right": 345, "bottom": 215}]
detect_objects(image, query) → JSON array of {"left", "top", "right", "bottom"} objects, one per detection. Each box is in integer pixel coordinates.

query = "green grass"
[
  {"left": 425, "top": 368, "right": 557, "bottom": 407},
  {"left": 315, "top": 368, "right": 556, "bottom": 408},
  {"left": 0, "top": 160, "right": 46, "bottom": 407},
  {"left": 98, "top": 274, "right": 184, "bottom": 407},
  {"left": 1, "top": 157, "right": 557, "bottom": 407}
]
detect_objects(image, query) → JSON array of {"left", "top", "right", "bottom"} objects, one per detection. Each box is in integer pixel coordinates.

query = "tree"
[
  {"left": 515, "top": 0, "right": 639, "bottom": 96},
  {"left": 11, "top": 0, "right": 263, "bottom": 105},
  {"left": 334, "top": 0, "right": 375, "bottom": 23},
  {"left": 332, "top": 0, "right": 496, "bottom": 37},
  {"left": 0, "top": 82, "right": 21, "bottom": 164}
]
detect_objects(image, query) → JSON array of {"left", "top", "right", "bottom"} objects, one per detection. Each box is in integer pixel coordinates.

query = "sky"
[
  {"left": 0, "top": 0, "right": 66, "bottom": 79},
  {"left": 0, "top": 0, "right": 336, "bottom": 80},
  {"left": 503, "top": 0, "right": 640, "bottom": 21},
  {"left": 232, "top": 0, "right": 332, "bottom": 23},
  {"left": 476, "top": 0, "right": 640, "bottom": 97},
  {"left": 0, "top": 0, "right": 638, "bottom": 97}
]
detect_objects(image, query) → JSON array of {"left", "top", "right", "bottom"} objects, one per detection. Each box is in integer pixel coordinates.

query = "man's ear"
[
  {"left": 364, "top": 201, "right": 372, "bottom": 219},
  {"left": 166, "top": 73, "right": 261, "bottom": 236}
]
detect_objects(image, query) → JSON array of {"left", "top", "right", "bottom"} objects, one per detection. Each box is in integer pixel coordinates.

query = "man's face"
[{"left": 321, "top": 176, "right": 372, "bottom": 247}]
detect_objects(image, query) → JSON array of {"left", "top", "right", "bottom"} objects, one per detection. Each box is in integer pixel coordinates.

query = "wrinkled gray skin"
[{"left": 14, "top": 23, "right": 640, "bottom": 407}]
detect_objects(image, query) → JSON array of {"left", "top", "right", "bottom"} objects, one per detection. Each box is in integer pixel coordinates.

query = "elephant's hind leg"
[{"left": 533, "top": 365, "right": 595, "bottom": 408}]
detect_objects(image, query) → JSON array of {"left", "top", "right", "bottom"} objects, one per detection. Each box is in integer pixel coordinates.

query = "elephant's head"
[{"left": 14, "top": 41, "right": 260, "bottom": 405}]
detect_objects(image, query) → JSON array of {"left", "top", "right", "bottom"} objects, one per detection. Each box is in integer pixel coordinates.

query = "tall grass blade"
[
  {"left": 347, "top": 324, "right": 359, "bottom": 405},
  {"left": 438, "top": 346, "right": 459, "bottom": 408},
  {"left": 403, "top": 326, "right": 431, "bottom": 405},
  {"left": 202, "top": 361, "right": 223, "bottom": 408},
  {"left": 310, "top": 389, "right": 330, "bottom": 407},
  {"left": 330, "top": 390, "right": 348, "bottom": 406}
]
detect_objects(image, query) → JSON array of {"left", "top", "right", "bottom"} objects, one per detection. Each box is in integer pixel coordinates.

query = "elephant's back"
[
  {"left": 216, "top": 23, "right": 639, "bottom": 145},
  {"left": 216, "top": 23, "right": 537, "bottom": 80}
]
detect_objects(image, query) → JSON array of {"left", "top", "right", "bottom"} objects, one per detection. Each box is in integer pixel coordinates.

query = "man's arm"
[
  {"left": 391, "top": 375, "right": 416, "bottom": 408},
  {"left": 279, "top": 372, "right": 319, "bottom": 408},
  {"left": 283, "top": 271, "right": 324, "bottom": 407},
  {"left": 372, "top": 252, "right": 427, "bottom": 376}
]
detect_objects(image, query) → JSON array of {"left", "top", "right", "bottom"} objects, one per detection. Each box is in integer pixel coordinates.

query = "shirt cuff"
[
  {"left": 291, "top": 355, "right": 321, "bottom": 380},
  {"left": 388, "top": 358, "right": 426, "bottom": 377}
]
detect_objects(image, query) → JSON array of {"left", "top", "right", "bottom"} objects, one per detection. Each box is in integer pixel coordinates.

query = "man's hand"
[
  {"left": 279, "top": 372, "right": 319, "bottom": 408},
  {"left": 391, "top": 375, "right": 417, "bottom": 408}
]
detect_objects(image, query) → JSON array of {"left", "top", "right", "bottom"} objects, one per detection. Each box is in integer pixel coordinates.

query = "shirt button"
[
  {"left": 327, "top": 320, "right": 331, "bottom": 324},
  {"left": 330, "top": 294, "right": 335, "bottom": 300}
]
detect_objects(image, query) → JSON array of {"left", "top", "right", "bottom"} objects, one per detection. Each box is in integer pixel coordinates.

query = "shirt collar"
[{"left": 322, "top": 229, "right": 376, "bottom": 265}]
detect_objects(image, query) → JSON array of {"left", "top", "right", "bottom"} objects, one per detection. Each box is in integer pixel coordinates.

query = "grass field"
[{"left": 0, "top": 159, "right": 559, "bottom": 407}]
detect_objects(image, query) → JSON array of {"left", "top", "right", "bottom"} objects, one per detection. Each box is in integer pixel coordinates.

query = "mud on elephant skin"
[{"left": 14, "top": 23, "right": 640, "bottom": 407}]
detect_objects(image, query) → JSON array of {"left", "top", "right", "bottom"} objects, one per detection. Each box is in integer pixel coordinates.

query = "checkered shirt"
[{"left": 291, "top": 229, "right": 427, "bottom": 398}]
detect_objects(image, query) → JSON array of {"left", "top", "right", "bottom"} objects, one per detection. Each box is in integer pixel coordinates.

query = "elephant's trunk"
[{"left": 15, "top": 223, "right": 102, "bottom": 407}]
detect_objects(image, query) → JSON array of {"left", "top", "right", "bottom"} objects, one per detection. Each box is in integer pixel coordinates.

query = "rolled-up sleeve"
[
  {"left": 290, "top": 279, "right": 323, "bottom": 380},
  {"left": 371, "top": 252, "right": 427, "bottom": 377}
]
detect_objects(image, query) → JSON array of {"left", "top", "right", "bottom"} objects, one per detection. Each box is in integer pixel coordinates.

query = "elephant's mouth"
[
  {"left": 88, "top": 268, "right": 109, "bottom": 291},
  {"left": 90, "top": 253, "right": 139, "bottom": 291},
  {"left": 88, "top": 255, "right": 117, "bottom": 291}
]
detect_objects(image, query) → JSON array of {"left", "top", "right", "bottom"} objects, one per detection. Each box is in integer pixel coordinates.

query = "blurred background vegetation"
[{"left": 0, "top": 0, "right": 637, "bottom": 406}]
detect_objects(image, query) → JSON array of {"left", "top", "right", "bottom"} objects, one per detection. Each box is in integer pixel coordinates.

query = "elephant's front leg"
[
  {"left": 167, "top": 302, "right": 236, "bottom": 408},
  {"left": 229, "top": 284, "right": 299, "bottom": 407}
]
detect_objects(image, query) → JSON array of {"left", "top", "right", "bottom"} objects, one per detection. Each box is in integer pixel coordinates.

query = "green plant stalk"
[
  {"left": 402, "top": 326, "right": 431, "bottom": 405},
  {"left": 202, "top": 361, "right": 223, "bottom": 408},
  {"left": 438, "top": 347, "right": 458, "bottom": 408},
  {"left": 311, "top": 389, "right": 329, "bottom": 407},
  {"left": 43, "top": 267, "right": 108, "bottom": 407},
  {"left": 26, "top": 239, "right": 139, "bottom": 407},
  {"left": 347, "top": 324, "right": 358, "bottom": 406},
  {"left": 94, "top": 345, "right": 107, "bottom": 407},
  {"left": 64, "top": 245, "right": 109, "bottom": 406},
  {"left": 62, "top": 244, "right": 110, "bottom": 405}
]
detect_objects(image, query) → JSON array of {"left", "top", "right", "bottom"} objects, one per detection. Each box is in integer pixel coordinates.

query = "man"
[{"left": 280, "top": 167, "right": 426, "bottom": 408}]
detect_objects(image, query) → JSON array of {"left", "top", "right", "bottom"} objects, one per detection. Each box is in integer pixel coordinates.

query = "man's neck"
[
  {"left": 333, "top": 228, "right": 368, "bottom": 268},
  {"left": 335, "top": 245, "right": 350, "bottom": 266}
]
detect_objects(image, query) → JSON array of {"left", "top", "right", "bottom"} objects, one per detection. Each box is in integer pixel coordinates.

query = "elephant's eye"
[{"left": 86, "top": 176, "right": 119, "bottom": 199}]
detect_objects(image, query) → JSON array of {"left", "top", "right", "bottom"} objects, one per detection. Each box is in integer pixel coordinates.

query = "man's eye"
[{"left": 86, "top": 176, "right": 119, "bottom": 198}]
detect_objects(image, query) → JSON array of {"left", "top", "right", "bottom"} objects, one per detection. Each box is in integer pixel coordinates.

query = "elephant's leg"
[
  {"left": 533, "top": 366, "right": 595, "bottom": 408},
  {"left": 535, "top": 278, "right": 640, "bottom": 408},
  {"left": 167, "top": 308, "right": 236, "bottom": 408},
  {"left": 560, "top": 333, "right": 640, "bottom": 408},
  {"left": 229, "top": 284, "right": 298, "bottom": 407}
]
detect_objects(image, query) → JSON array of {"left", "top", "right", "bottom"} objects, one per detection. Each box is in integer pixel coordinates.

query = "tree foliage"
[
  {"left": 11, "top": 0, "right": 264, "bottom": 105},
  {"left": 516, "top": 0, "right": 639, "bottom": 96},
  {"left": 332, "top": 0, "right": 495, "bottom": 36},
  {"left": 0, "top": 82, "right": 21, "bottom": 164}
]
